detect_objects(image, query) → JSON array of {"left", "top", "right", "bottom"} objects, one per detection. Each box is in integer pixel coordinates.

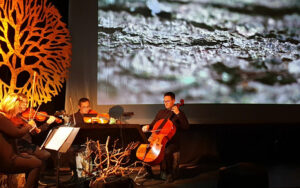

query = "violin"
[
  {"left": 136, "top": 99, "right": 184, "bottom": 165},
  {"left": 21, "top": 108, "right": 62, "bottom": 124},
  {"left": 83, "top": 109, "right": 110, "bottom": 124},
  {"left": 13, "top": 72, "right": 44, "bottom": 133},
  {"left": 11, "top": 114, "right": 41, "bottom": 134}
]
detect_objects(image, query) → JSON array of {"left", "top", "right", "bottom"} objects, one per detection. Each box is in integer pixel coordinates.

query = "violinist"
[
  {"left": 0, "top": 93, "right": 42, "bottom": 188},
  {"left": 142, "top": 92, "right": 189, "bottom": 183},
  {"left": 66, "top": 97, "right": 93, "bottom": 183},
  {"left": 70, "top": 97, "right": 92, "bottom": 126},
  {"left": 70, "top": 97, "right": 111, "bottom": 125},
  {"left": 15, "top": 93, "right": 56, "bottom": 185}
]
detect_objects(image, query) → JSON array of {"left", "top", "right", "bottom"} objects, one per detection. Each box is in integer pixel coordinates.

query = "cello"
[{"left": 136, "top": 99, "right": 184, "bottom": 165}]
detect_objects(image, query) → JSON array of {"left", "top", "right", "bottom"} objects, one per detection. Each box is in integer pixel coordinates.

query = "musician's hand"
[
  {"left": 27, "top": 119, "right": 38, "bottom": 133},
  {"left": 46, "top": 116, "right": 56, "bottom": 124},
  {"left": 171, "top": 106, "right": 180, "bottom": 115},
  {"left": 142, "top": 125, "right": 150, "bottom": 132},
  {"left": 27, "top": 119, "right": 36, "bottom": 128}
]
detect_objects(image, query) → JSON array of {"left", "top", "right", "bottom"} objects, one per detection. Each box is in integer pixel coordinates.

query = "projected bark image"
[
  {"left": 0, "top": 0, "right": 71, "bottom": 106},
  {"left": 98, "top": 0, "right": 300, "bottom": 104}
]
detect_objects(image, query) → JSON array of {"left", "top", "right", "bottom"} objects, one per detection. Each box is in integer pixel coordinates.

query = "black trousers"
[
  {"left": 6, "top": 154, "right": 42, "bottom": 188},
  {"left": 66, "top": 145, "right": 83, "bottom": 177},
  {"left": 18, "top": 140, "right": 51, "bottom": 175},
  {"left": 145, "top": 143, "right": 179, "bottom": 178},
  {"left": 18, "top": 139, "right": 51, "bottom": 161},
  {"left": 160, "top": 143, "right": 179, "bottom": 176}
]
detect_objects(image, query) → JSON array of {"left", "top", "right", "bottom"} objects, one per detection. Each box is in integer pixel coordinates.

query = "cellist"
[{"left": 142, "top": 92, "right": 189, "bottom": 183}]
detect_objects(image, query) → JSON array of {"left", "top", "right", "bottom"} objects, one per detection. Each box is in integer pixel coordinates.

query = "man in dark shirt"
[
  {"left": 66, "top": 97, "right": 92, "bottom": 183},
  {"left": 142, "top": 92, "right": 189, "bottom": 183},
  {"left": 70, "top": 97, "right": 91, "bottom": 126}
]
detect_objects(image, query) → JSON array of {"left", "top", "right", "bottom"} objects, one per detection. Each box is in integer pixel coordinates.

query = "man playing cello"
[{"left": 141, "top": 92, "right": 189, "bottom": 183}]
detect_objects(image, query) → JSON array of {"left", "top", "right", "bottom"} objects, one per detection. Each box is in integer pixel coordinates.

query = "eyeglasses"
[
  {"left": 17, "top": 99, "right": 28, "bottom": 104},
  {"left": 163, "top": 100, "right": 171, "bottom": 103}
]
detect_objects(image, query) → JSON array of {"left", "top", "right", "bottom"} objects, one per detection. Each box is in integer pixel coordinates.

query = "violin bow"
[
  {"left": 69, "top": 97, "right": 76, "bottom": 125},
  {"left": 31, "top": 104, "right": 41, "bottom": 121},
  {"left": 29, "top": 71, "right": 37, "bottom": 121}
]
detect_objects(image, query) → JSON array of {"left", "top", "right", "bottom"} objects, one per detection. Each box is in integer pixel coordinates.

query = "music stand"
[{"left": 41, "top": 126, "right": 80, "bottom": 187}]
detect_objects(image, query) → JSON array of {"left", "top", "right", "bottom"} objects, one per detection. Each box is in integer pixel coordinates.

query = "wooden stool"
[
  {"left": 0, "top": 173, "right": 26, "bottom": 188},
  {"left": 8, "top": 174, "right": 26, "bottom": 188},
  {"left": 0, "top": 173, "right": 8, "bottom": 188}
]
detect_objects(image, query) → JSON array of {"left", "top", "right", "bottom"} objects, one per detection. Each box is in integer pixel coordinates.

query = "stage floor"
[{"left": 37, "top": 162, "right": 300, "bottom": 188}]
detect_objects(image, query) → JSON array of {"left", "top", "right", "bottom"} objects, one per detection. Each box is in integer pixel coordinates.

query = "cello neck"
[{"left": 167, "top": 99, "right": 184, "bottom": 118}]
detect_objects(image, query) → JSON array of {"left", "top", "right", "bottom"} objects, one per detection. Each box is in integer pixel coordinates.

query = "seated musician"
[
  {"left": 70, "top": 97, "right": 111, "bottom": 126},
  {"left": 70, "top": 97, "right": 92, "bottom": 126},
  {"left": 142, "top": 92, "right": 189, "bottom": 183},
  {"left": 0, "top": 93, "right": 42, "bottom": 188},
  {"left": 66, "top": 97, "right": 93, "bottom": 183},
  {"left": 15, "top": 94, "right": 56, "bottom": 185}
]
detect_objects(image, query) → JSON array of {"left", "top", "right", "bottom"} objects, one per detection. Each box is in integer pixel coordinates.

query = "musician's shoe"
[
  {"left": 144, "top": 165, "right": 154, "bottom": 179},
  {"left": 144, "top": 171, "right": 154, "bottom": 179},
  {"left": 38, "top": 179, "right": 55, "bottom": 186},
  {"left": 160, "top": 171, "right": 167, "bottom": 180},
  {"left": 38, "top": 180, "right": 48, "bottom": 186},
  {"left": 165, "top": 174, "right": 174, "bottom": 183},
  {"left": 38, "top": 172, "right": 56, "bottom": 186}
]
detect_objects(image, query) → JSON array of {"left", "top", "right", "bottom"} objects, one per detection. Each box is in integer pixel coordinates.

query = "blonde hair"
[{"left": 0, "top": 93, "right": 23, "bottom": 116}]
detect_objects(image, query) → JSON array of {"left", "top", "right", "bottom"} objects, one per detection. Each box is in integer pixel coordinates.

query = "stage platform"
[{"left": 37, "top": 161, "right": 300, "bottom": 188}]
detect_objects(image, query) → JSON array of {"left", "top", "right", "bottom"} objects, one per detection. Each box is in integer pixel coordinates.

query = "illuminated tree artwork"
[{"left": 0, "top": 0, "right": 71, "bottom": 105}]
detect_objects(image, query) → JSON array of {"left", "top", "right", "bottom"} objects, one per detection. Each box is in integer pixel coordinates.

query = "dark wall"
[{"left": 180, "top": 123, "right": 300, "bottom": 165}]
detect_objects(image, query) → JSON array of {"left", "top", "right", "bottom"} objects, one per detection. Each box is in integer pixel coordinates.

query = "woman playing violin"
[
  {"left": 14, "top": 93, "right": 57, "bottom": 185},
  {"left": 0, "top": 93, "right": 42, "bottom": 188},
  {"left": 141, "top": 92, "right": 189, "bottom": 183}
]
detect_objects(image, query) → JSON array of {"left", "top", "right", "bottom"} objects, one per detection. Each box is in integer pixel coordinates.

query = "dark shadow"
[
  {"left": 108, "top": 105, "right": 135, "bottom": 124},
  {"left": 108, "top": 105, "right": 124, "bottom": 121},
  {"left": 179, "top": 163, "right": 220, "bottom": 180}
]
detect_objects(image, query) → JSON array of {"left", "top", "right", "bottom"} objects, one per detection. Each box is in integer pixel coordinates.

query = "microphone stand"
[{"left": 120, "top": 112, "right": 134, "bottom": 148}]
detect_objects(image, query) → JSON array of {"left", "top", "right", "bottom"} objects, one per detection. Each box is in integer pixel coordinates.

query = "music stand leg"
[{"left": 56, "top": 152, "right": 61, "bottom": 188}]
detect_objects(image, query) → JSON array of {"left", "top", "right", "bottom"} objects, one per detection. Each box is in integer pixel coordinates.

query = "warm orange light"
[{"left": 0, "top": 0, "right": 71, "bottom": 106}]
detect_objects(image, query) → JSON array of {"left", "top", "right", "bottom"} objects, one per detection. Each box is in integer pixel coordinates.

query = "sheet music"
[{"left": 45, "top": 127, "right": 73, "bottom": 151}]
